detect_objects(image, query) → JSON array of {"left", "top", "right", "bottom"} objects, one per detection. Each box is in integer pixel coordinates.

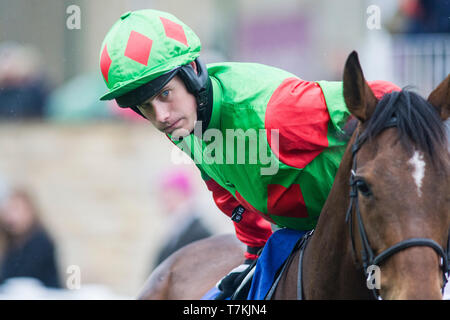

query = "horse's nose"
[{"left": 380, "top": 247, "right": 444, "bottom": 300}]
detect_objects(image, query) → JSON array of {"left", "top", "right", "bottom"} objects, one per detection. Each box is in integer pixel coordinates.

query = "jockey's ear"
[
  {"left": 189, "top": 60, "right": 198, "bottom": 75},
  {"left": 343, "top": 51, "right": 378, "bottom": 122},
  {"left": 427, "top": 74, "right": 450, "bottom": 121}
]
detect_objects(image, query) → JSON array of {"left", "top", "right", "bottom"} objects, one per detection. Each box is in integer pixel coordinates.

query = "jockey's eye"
[
  {"left": 159, "top": 89, "right": 170, "bottom": 99},
  {"left": 356, "top": 179, "right": 372, "bottom": 197}
]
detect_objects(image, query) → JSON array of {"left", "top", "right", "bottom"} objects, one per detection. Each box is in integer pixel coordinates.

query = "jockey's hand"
[{"left": 215, "top": 262, "right": 253, "bottom": 300}]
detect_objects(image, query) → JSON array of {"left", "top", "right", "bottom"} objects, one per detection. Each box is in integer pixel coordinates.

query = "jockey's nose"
[{"left": 153, "top": 101, "right": 170, "bottom": 123}]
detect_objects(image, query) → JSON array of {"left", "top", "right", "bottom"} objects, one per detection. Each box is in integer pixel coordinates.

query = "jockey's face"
[{"left": 137, "top": 75, "right": 197, "bottom": 140}]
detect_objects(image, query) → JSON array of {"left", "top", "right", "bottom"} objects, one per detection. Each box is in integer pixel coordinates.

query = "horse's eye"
[{"left": 356, "top": 180, "right": 372, "bottom": 197}]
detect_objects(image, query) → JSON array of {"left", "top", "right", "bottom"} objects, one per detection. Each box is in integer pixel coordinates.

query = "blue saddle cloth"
[
  {"left": 201, "top": 286, "right": 222, "bottom": 300},
  {"left": 201, "top": 228, "right": 308, "bottom": 300},
  {"left": 247, "top": 228, "right": 307, "bottom": 300}
]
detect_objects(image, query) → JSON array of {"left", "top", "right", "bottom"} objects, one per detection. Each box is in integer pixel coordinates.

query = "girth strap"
[{"left": 297, "top": 230, "right": 314, "bottom": 300}]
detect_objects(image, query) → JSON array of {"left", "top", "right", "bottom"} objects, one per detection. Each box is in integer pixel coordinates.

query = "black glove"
[{"left": 214, "top": 263, "right": 252, "bottom": 300}]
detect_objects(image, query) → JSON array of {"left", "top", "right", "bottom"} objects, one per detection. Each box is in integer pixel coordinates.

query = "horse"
[
  {"left": 137, "top": 234, "right": 245, "bottom": 300},
  {"left": 139, "top": 51, "right": 450, "bottom": 300},
  {"left": 273, "top": 51, "right": 450, "bottom": 300}
]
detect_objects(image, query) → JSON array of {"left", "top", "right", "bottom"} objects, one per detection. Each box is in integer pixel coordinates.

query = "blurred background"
[{"left": 0, "top": 0, "right": 448, "bottom": 299}]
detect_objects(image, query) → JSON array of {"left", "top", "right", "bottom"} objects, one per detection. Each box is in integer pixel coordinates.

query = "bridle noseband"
[{"left": 345, "top": 117, "right": 450, "bottom": 300}]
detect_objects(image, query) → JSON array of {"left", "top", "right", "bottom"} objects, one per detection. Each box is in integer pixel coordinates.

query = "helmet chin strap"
[
  {"left": 176, "top": 58, "right": 212, "bottom": 135},
  {"left": 192, "top": 76, "right": 213, "bottom": 135},
  {"left": 130, "top": 105, "right": 146, "bottom": 119}
]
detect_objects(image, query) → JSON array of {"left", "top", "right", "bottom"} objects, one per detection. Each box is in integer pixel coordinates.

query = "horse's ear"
[
  {"left": 427, "top": 74, "right": 450, "bottom": 120},
  {"left": 343, "top": 51, "right": 378, "bottom": 122}
]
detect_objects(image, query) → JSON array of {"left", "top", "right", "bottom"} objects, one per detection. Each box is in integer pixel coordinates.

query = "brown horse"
[
  {"left": 139, "top": 51, "right": 450, "bottom": 300},
  {"left": 137, "top": 234, "right": 245, "bottom": 300},
  {"left": 274, "top": 51, "right": 450, "bottom": 300}
]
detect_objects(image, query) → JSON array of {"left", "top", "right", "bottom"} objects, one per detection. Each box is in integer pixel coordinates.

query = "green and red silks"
[{"left": 169, "top": 62, "right": 400, "bottom": 253}]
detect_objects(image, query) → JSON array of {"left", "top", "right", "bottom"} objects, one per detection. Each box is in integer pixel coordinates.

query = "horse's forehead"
[
  {"left": 407, "top": 150, "right": 426, "bottom": 198},
  {"left": 359, "top": 131, "right": 442, "bottom": 181},
  {"left": 360, "top": 130, "right": 406, "bottom": 162}
]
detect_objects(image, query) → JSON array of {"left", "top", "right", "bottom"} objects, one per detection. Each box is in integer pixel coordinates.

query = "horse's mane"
[{"left": 362, "top": 89, "right": 447, "bottom": 167}]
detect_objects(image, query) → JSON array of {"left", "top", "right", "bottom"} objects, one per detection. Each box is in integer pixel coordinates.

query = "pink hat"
[{"left": 160, "top": 168, "right": 193, "bottom": 197}]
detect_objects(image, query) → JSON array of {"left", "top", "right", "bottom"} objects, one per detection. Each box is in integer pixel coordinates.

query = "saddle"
[
  {"left": 228, "top": 229, "right": 314, "bottom": 300},
  {"left": 264, "top": 230, "right": 313, "bottom": 300},
  {"left": 229, "top": 259, "right": 258, "bottom": 300}
]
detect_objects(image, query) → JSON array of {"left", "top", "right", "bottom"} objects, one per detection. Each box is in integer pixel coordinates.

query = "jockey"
[{"left": 99, "top": 9, "right": 400, "bottom": 298}]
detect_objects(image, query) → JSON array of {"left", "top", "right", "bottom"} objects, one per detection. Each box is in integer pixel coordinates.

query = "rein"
[{"left": 345, "top": 117, "right": 450, "bottom": 299}]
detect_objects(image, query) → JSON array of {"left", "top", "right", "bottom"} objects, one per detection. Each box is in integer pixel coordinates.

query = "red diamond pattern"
[
  {"left": 100, "top": 45, "right": 112, "bottom": 83},
  {"left": 160, "top": 17, "right": 188, "bottom": 46},
  {"left": 267, "top": 184, "right": 309, "bottom": 218},
  {"left": 124, "top": 30, "right": 153, "bottom": 66}
]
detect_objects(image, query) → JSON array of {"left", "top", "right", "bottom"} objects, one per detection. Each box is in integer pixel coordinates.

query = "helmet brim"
[{"left": 110, "top": 68, "right": 180, "bottom": 108}]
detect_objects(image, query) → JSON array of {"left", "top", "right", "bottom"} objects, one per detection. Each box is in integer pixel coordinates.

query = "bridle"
[{"left": 345, "top": 117, "right": 450, "bottom": 300}]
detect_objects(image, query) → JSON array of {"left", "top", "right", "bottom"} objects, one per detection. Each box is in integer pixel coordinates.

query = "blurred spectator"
[
  {"left": 152, "top": 168, "right": 212, "bottom": 268},
  {"left": 388, "top": 0, "right": 450, "bottom": 33},
  {"left": 0, "top": 188, "right": 61, "bottom": 288},
  {"left": 0, "top": 42, "right": 49, "bottom": 120}
]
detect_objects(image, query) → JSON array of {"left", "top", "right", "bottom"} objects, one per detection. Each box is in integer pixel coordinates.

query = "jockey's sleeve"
[
  {"left": 367, "top": 80, "right": 402, "bottom": 99},
  {"left": 204, "top": 178, "right": 273, "bottom": 260}
]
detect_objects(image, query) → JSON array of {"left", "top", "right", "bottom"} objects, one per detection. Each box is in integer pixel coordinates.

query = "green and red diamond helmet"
[{"left": 98, "top": 9, "right": 205, "bottom": 109}]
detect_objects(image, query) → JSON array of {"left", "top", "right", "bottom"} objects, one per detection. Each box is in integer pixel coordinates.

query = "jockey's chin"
[
  {"left": 165, "top": 117, "right": 196, "bottom": 139},
  {"left": 170, "top": 127, "right": 192, "bottom": 139}
]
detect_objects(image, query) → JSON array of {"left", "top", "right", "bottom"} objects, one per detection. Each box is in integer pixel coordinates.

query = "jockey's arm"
[{"left": 203, "top": 178, "right": 272, "bottom": 260}]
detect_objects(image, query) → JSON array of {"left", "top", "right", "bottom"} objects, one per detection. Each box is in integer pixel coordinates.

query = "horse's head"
[{"left": 342, "top": 51, "right": 450, "bottom": 299}]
